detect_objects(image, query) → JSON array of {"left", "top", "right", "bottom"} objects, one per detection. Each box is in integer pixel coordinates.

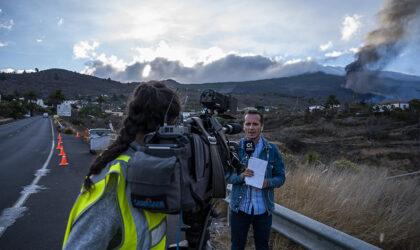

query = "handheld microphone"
[
  {"left": 223, "top": 123, "right": 243, "bottom": 135},
  {"left": 244, "top": 139, "right": 255, "bottom": 158}
]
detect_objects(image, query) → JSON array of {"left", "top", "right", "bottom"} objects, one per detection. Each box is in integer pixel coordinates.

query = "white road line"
[{"left": 0, "top": 119, "right": 55, "bottom": 238}]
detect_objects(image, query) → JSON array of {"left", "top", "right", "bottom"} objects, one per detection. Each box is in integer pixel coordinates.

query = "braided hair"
[{"left": 83, "top": 81, "right": 181, "bottom": 190}]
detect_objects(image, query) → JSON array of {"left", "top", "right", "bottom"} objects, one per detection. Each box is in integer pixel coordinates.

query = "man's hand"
[{"left": 241, "top": 168, "right": 254, "bottom": 180}]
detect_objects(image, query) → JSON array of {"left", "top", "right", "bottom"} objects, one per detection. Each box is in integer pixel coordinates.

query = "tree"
[
  {"left": 35, "top": 68, "right": 39, "bottom": 73},
  {"left": 408, "top": 99, "right": 420, "bottom": 113},
  {"left": 48, "top": 89, "right": 65, "bottom": 109},
  {"left": 97, "top": 95, "right": 105, "bottom": 111},
  {"left": 0, "top": 73, "right": 6, "bottom": 81},
  {"left": 24, "top": 90, "right": 38, "bottom": 116},
  {"left": 325, "top": 94, "right": 340, "bottom": 109}
]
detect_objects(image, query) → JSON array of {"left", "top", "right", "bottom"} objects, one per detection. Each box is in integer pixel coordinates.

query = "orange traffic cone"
[
  {"left": 58, "top": 137, "right": 62, "bottom": 144},
  {"left": 56, "top": 142, "right": 61, "bottom": 149},
  {"left": 76, "top": 132, "right": 80, "bottom": 138},
  {"left": 58, "top": 133, "right": 62, "bottom": 139},
  {"left": 59, "top": 155, "right": 69, "bottom": 166},
  {"left": 59, "top": 148, "right": 65, "bottom": 156}
]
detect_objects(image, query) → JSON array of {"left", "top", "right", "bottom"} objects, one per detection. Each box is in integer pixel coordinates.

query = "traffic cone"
[
  {"left": 59, "top": 155, "right": 69, "bottom": 166},
  {"left": 76, "top": 132, "right": 80, "bottom": 138},
  {"left": 58, "top": 137, "right": 62, "bottom": 144},
  {"left": 59, "top": 148, "right": 65, "bottom": 156},
  {"left": 58, "top": 133, "right": 62, "bottom": 140},
  {"left": 56, "top": 142, "right": 61, "bottom": 149}
]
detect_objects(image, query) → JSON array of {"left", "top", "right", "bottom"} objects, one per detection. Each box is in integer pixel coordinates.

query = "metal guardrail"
[
  {"left": 386, "top": 170, "right": 420, "bottom": 179},
  {"left": 225, "top": 186, "right": 381, "bottom": 250}
]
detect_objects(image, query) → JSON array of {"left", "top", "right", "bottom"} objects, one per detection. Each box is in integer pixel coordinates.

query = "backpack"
[{"left": 126, "top": 117, "right": 228, "bottom": 214}]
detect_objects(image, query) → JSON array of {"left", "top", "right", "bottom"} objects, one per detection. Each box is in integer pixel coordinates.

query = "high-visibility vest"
[{"left": 63, "top": 154, "right": 167, "bottom": 250}]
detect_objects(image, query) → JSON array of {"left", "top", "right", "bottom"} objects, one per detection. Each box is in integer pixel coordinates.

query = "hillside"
[{"left": 0, "top": 69, "right": 136, "bottom": 98}]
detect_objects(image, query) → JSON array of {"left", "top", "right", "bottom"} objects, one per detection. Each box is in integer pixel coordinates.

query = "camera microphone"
[
  {"left": 244, "top": 139, "right": 255, "bottom": 158},
  {"left": 223, "top": 123, "right": 243, "bottom": 135}
]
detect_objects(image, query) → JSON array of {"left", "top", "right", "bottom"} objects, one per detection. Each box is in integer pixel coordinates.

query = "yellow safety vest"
[{"left": 63, "top": 154, "right": 167, "bottom": 250}]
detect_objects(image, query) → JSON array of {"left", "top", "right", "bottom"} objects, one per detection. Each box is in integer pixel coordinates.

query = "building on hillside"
[
  {"left": 308, "top": 105, "right": 325, "bottom": 112},
  {"left": 373, "top": 100, "right": 409, "bottom": 112},
  {"left": 104, "top": 110, "right": 124, "bottom": 117},
  {"left": 36, "top": 99, "right": 48, "bottom": 108}
]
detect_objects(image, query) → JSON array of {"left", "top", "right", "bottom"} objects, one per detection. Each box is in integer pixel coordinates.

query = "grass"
[
  {"left": 275, "top": 165, "right": 420, "bottom": 249},
  {"left": 212, "top": 162, "right": 419, "bottom": 249}
]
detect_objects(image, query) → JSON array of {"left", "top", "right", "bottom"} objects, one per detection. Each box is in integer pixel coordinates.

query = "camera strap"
[{"left": 191, "top": 117, "right": 226, "bottom": 198}]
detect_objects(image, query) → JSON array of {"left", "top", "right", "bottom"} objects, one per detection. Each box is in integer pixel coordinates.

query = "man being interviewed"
[{"left": 229, "top": 109, "right": 286, "bottom": 250}]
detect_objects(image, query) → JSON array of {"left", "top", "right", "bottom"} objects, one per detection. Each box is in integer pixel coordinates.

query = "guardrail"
[{"left": 225, "top": 186, "right": 381, "bottom": 250}]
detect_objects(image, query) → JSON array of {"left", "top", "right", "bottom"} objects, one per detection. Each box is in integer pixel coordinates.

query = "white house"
[
  {"left": 36, "top": 99, "right": 47, "bottom": 108},
  {"left": 308, "top": 105, "right": 325, "bottom": 112},
  {"left": 373, "top": 100, "right": 409, "bottom": 112}
]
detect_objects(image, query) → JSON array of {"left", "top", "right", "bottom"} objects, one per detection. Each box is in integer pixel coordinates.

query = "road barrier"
[{"left": 225, "top": 186, "right": 381, "bottom": 250}]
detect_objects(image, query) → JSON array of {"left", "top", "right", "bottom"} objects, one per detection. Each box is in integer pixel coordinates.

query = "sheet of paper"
[{"left": 245, "top": 157, "right": 268, "bottom": 189}]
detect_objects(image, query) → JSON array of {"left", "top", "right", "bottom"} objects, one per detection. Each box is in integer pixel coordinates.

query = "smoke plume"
[{"left": 345, "top": 0, "right": 420, "bottom": 93}]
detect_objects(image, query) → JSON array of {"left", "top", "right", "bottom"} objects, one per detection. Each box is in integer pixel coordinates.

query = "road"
[{"left": 0, "top": 116, "right": 184, "bottom": 249}]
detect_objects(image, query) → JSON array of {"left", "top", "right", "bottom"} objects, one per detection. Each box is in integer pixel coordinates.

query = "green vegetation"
[{"left": 305, "top": 151, "right": 320, "bottom": 165}]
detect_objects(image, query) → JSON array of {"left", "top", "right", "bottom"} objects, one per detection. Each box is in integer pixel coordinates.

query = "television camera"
[{"left": 142, "top": 89, "right": 243, "bottom": 249}]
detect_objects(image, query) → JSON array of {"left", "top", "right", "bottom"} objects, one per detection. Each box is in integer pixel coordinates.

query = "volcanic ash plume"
[{"left": 345, "top": 0, "right": 420, "bottom": 93}]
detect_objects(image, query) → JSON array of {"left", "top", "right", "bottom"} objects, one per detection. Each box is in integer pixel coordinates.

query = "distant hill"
[
  {"left": 1, "top": 68, "right": 418, "bottom": 102},
  {"left": 0, "top": 68, "right": 136, "bottom": 98}
]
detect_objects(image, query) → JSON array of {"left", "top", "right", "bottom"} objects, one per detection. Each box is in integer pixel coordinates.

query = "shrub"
[
  {"left": 63, "top": 127, "right": 75, "bottom": 134},
  {"left": 332, "top": 158, "right": 360, "bottom": 171},
  {"left": 305, "top": 151, "right": 320, "bottom": 165}
]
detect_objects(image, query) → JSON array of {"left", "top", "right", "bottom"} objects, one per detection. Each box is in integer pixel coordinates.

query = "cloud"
[
  {"left": 320, "top": 41, "right": 333, "bottom": 51},
  {"left": 0, "top": 9, "right": 2, "bottom": 14},
  {"left": 0, "top": 42, "right": 7, "bottom": 47},
  {"left": 73, "top": 40, "right": 99, "bottom": 59},
  {"left": 341, "top": 14, "right": 362, "bottom": 41},
  {"left": 0, "top": 68, "right": 35, "bottom": 73},
  {"left": 81, "top": 52, "right": 327, "bottom": 84},
  {"left": 349, "top": 47, "right": 359, "bottom": 53},
  {"left": 133, "top": 41, "right": 230, "bottom": 68},
  {"left": 36, "top": 39, "right": 43, "bottom": 43},
  {"left": 0, "top": 68, "right": 15, "bottom": 73},
  {"left": 325, "top": 50, "right": 345, "bottom": 58},
  {"left": 0, "top": 19, "right": 14, "bottom": 30},
  {"left": 57, "top": 18, "right": 63, "bottom": 26}
]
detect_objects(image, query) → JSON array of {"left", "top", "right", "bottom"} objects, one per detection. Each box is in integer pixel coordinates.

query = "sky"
[{"left": 0, "top": 0, "right": 419, "bottom": 83}]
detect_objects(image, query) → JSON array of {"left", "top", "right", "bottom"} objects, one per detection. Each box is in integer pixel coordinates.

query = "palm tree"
[
  {"left": 325, "top": 94, "right": 340, "bottom": 109},
  {"left": 24, "top": 90, "right": 38, "bottom": 116},
  {"left": 48, "top": 89, "right": 65, "bottom": 109},
  {"left": 97, "top": 95, "right": 105, "bottom": 111}
]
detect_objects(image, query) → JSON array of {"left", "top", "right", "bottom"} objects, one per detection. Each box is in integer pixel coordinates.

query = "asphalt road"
[{"left": 0, "top": 116, "right": 183, "bottom": 249}]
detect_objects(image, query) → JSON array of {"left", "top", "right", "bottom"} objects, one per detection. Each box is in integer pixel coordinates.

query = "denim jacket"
[{"left": 228, "top": 137, "right": 285, "bottom": 215}]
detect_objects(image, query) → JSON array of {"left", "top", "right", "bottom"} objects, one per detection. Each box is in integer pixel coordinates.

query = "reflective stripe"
[
  {"left": 116, "top": 154, "right": 130, "bottom": 162},
  {"left": 144, "top": 211, "right": 167, "bottom": 249},
  {"left": 150, "top": 218, "right": 167, "bottom": 248}
]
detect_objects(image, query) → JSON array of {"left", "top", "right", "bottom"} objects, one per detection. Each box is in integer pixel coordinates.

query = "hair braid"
[{"left": 83, "top": 81, "right": 181, "bottom": 191}]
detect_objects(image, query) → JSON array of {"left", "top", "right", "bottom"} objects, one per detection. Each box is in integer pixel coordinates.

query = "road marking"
[{"left": 0, "top": 119, "right": 55, "bottom": 238}]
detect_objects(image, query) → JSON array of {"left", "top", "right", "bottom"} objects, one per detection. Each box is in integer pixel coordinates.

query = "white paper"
[{"left": 245, "top": 157, "right": 268, "bottom": 189}]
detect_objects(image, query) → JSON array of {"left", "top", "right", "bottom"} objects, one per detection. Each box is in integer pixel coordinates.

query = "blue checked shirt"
[{"left": 239, "top": 137, "right": 266, "bottom": 215}]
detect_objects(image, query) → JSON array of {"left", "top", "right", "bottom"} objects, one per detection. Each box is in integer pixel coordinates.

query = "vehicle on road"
[{"left": 43, "top": 113, "right": 49, "bottom": 118}]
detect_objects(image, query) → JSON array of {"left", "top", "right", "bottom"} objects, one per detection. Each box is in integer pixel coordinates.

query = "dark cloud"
[{"left": 84, "top": 54, "right": 328, "bottom": 83}]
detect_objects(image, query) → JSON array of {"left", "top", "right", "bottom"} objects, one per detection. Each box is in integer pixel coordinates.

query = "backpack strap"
[{"left": 191, "top": 117, "right": 226, "bottom": 198}]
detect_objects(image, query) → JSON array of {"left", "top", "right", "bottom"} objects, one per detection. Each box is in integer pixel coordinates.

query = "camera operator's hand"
[{"left": 241, "top": 168, "right": 254, "bottom": 180}]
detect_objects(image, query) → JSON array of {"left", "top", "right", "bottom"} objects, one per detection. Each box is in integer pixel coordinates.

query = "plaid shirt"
[{"left": 239, "top": 137, "right": 266, "bottom": 215}]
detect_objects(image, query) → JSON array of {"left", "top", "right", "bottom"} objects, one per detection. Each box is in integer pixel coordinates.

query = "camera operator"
[
  {"left": 228, "top": 109, "right": 286, "bottom": 250},
  {"left": 63, "top": 81, "right": 181, "bottom": 250}
]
